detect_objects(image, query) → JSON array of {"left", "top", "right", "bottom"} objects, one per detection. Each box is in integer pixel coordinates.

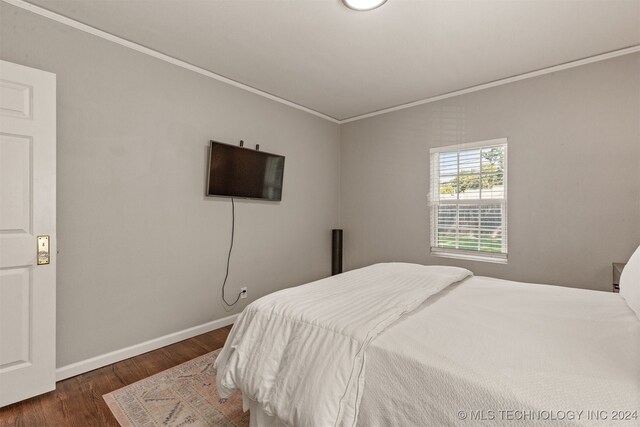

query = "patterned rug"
[{"left": 103, "top": 349, "right": 249, "bottom": 427}]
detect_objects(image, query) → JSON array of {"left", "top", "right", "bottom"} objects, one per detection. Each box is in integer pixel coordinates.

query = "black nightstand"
[{"left": 612, "top": 262, "right": 626, "bottom": 293}]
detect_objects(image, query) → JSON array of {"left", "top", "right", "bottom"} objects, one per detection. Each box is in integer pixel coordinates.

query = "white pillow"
[{"left": 620, "top": 244, "right": 640, "bottom": 320}]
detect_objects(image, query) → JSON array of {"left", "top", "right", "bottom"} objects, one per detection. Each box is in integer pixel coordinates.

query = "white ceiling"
[{"left": 24, "top": 0, "right": 640, "bottom": 121}]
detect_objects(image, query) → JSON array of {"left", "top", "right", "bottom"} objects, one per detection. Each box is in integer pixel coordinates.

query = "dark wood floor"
[{"left": 0, "top": 325, "right": 232, "bottom": 427}]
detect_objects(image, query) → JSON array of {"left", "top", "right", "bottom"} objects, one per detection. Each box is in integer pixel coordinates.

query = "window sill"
[{"left": 431, "top": 249, "right": 508, "bottom": 264}]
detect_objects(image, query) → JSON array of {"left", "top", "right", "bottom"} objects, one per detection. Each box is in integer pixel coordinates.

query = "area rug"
[{"left": 103, "top": 349, "right": 249, "bottom": 427}]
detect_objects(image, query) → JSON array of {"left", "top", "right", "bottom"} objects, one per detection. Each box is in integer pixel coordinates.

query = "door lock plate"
[{"left": 37, "top": 235, "right": 50, "bottom": 265}]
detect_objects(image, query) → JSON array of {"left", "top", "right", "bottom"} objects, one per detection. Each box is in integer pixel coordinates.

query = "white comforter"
[
  {"left": 214, "top": 263, "right": 472, "bottom": 427},
  {"left": 358, "top": 276, "right": 640, "bottom": 426}
]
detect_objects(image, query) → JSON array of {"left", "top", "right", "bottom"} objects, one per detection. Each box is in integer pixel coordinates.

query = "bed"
[{"left": 215, "top": 248, "right": 640, "bottom": 427}]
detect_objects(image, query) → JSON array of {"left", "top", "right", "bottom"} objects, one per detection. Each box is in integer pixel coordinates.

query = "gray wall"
[
  {"left": 0, "top": 3, "right": 340, "bottom": 367},
  {"left": 2, "top": 2, "right": 638, "bottom": 369},
  {"left": 340, "top": 53, "right": 640, "bottom": 291}
]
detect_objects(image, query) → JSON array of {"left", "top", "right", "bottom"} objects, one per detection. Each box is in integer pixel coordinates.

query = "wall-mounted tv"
[{"left": 206, "top": 141, "right": 285, "bottom": 201}]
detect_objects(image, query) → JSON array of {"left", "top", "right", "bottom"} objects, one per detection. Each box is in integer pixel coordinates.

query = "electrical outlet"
[{"left": 240, "top": 287, "right": 248, "bottom": 299}]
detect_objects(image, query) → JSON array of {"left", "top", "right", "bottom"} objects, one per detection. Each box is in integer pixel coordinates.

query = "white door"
[{"left": 0, "top": 60, "right": 56, "bottom": 407}]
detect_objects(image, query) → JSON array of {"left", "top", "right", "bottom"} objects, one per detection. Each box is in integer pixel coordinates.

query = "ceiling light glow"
[{"left": 342, "top": 0, "right": 387, "bottom": 11}]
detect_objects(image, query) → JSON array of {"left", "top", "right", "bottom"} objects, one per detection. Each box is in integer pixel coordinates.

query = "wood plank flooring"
[{"left": 0, "top": 325, "right": 232, "bottom": 427}]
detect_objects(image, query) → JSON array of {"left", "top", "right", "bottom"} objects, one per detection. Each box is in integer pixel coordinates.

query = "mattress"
[{"left": 357, "top": 276, "right": 640, "bottom": 426}]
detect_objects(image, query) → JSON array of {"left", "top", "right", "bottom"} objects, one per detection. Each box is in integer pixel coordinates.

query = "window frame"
[{"left": 429, "top": 138, "right": 508, "bottom": 264}]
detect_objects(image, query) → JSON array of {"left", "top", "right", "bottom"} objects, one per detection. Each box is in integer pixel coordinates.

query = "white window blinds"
[{"left": 429, "top": 139, "right": 507, "bottom": 263}]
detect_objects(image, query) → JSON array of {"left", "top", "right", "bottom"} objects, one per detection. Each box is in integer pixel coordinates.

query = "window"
[{"left": 429, "top": 139, "right": 507, "bottom": 263}]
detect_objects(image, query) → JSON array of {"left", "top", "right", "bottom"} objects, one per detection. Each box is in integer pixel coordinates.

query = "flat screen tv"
[{"left": 206, "top": 141, "right": 285, "bottom": 201}]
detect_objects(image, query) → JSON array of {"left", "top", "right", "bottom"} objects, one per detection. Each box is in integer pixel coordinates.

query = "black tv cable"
[{"left": 221, "top": 197, "right": 242, "bottom": 308}]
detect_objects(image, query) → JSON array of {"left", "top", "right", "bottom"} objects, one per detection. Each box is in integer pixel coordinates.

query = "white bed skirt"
[{"left": 246, "top": 396, "right": 285, "bottom": 427}]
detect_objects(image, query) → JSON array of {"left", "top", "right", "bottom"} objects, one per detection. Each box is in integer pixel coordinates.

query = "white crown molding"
[
  {"left": 2, "top": 0, "right": 341, "bottom": 124},
  {"left": 4, "top": 0, "right": 639, "bottom": 125},
  {"left": 340, "top": 44, "right": 640, "bottom": 123},
  {"left": 55, "top": 313, "right": 238, "bottom": 381}
]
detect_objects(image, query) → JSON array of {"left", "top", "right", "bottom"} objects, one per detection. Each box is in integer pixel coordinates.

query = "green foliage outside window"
[{"left": 440, "top": 147, "right": 504, "bottom": 195}]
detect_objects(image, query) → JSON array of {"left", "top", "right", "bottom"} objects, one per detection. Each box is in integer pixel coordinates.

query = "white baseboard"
[{"left": 55, "top": 313, "right": 238, "bottom": 381}]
